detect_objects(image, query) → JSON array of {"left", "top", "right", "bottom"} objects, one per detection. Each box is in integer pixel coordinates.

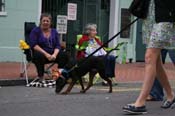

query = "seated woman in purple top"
[{"left": 29, "top": 13, "right": 68, "bottom": 81}]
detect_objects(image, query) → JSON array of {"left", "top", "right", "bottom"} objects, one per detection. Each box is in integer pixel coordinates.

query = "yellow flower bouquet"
[
  {"left": 19, "top": 40, "right": 30, "bottom": 50},
  {"left": 19, "top": 40, "right": 32, "bottom": 61}
]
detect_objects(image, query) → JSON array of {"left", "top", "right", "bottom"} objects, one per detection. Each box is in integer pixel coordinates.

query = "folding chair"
[
  {"left": 20, "top": 22, "right": 55, "bottom": 85},
  {"left": 75, "top": 34, "right": 124, "bottom": 84}
]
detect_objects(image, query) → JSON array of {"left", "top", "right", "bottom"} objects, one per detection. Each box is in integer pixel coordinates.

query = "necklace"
[{"left": 42, "top": 28, "right": 51, "bottom": 39}]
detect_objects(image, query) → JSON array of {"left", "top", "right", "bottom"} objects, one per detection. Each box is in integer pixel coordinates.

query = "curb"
[
  {"left": 0, "top": 79, "right": 33, "bottom": 86},
  {"left": 0, "top": 78, "right": 143, "bottom": 87}
]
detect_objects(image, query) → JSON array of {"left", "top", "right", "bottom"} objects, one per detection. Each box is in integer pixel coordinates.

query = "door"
[
  {"left": 42, "top": 0, "right": 84, "bottom": 57},
  {"left": 83, "top": 0, "right": 110, "bottom": 43},
  {"left": 42, "top": 0, "right": 110, "bottom": 56},
  {"left": 136, "top": 19, "right": 146, "bottom": 62}
]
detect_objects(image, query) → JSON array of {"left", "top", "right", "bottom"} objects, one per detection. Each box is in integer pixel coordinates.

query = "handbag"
[
  {"left": 159, "top": 0, "right": 175, "bottom": 22},
  {"left": 129, "top": 0, "right": 150, "bottom": 19}
]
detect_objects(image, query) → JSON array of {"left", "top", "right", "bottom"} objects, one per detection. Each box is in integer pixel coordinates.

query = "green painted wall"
[
  {"left": 116, "top": 0, "right": 136, "bottom": 63},
  {"left": 0, "top": 0, "right": 39, "bottom": 62}
]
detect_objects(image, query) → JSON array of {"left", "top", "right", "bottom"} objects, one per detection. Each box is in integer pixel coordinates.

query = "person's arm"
[
  {"left": 51, "top": 30, "right": 61, "bottom": 60},
  {"left": 78, "top": 35, "right": 89, "bottom": 46},
  {"left": 51, "top": 48, "right": 59, "bottom": 60},
  {"left": 78, "top": 35, "right": 90, "bottom": 51},
  {"left": 29, "top": 28, "right": 52, "bottom": 60},
  {"left": 34, "top": 45, "right": 52, "bottom": 59}
]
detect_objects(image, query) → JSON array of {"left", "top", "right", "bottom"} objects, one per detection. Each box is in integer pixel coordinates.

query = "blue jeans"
[
  {"left": 150, "top": 49, "right": 175, "bottom": 101},
  {"left": 150, "top": 78, "right": 164, "bottom": 101},
  {"left": 161, "top": 49, "right": 175, "bottom": 64}
]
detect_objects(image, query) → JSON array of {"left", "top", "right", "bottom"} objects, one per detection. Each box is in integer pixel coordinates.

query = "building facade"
[
  {"left": 109, "top": 0, "right": 146, "bottom": 62},
  {"left": 0, "top": 0, "right": 156, "bottom": 62},
  {"left": 0, "top": 0, "right": 41, "bottom": 62}
]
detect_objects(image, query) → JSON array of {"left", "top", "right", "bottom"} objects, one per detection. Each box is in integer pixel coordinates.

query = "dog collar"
[{"left": 52, "top": 68, "right": 69, "bottom": 80}]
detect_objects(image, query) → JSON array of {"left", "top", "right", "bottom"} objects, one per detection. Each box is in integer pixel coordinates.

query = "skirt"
[{"left": 142, "top": 0, "right": 175, "bottom": 49}]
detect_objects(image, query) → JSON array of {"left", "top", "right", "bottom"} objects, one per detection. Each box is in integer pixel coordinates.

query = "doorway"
[
  {"left": 136, "top": 19, "right": 146, "bottom": 62},
  {"left": 42, "top": 0, "right": 110, "bottom": 56}
]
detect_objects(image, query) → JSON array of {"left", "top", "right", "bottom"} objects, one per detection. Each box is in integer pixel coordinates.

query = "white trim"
[
  {"left": 0, "top": 46, "right": 19, "bottom": 49},
  {"left": 0, "top": 11, "right": 7, "bottom": 16},
  {"left": 132, "top": 17, "right": 138, "bottom": 62},
  {"left": 109, "top": 0, "right": 120, "bottom": 55},
  {"left": 37, "top": 0, "right": 42, "bottom": 24}
]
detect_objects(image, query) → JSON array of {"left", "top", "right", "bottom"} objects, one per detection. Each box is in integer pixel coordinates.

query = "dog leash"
[{"left": 68, "top": 18, "right": 139, "bottom": 73}]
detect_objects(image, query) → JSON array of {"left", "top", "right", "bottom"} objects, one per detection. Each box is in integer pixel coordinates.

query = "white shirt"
[{"left": 85, "top": 39, "right": 107, "bottom": 57}]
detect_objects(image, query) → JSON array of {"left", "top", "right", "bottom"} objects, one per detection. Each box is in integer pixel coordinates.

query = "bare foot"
[{"left": 146, "top": 95, "right": 154, "bottom": 101}]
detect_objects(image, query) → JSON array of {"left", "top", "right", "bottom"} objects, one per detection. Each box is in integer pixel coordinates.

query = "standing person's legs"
[
  {"left": 123, "top": 48, "right": 174, "bottom": 114},
  {"left": 156, "top": 52, "right": 174, "bottom": 103},
  {"left": 149, "top": 79, "right": 164, "bottom": 101},
  {"left": 136, "top": 48, "right": 174, "bottom": 106},
  {"left": 148, "top": 49, "right": 167, "bottom": 101},
  {"left": 134, "top": 48, "right": 161, "bottom": 106},
  {"left": 161, "top": 49, "right": 168, "bottom": 63},
  {"left": 168, "top": 49, "right": 175, "bottom": 64}
]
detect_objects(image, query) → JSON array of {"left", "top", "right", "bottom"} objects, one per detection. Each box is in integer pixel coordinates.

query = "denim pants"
[
  {"left": 150, "top": 49, "right": 175, "bottom": 101},
  {"left": 150, "top": 78, "right": 164, "bottom": 101}
]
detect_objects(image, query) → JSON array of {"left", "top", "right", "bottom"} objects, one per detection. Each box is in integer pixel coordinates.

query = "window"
[
  {"left": 0, "top": 0, "right": 6, "bottom": 16},
  {"left": 0, "top": 0, "right": 5, "bottom": 12},
  {"left": 101, "top": 0, "right": 110, "bottom": 10},
  {"left": 120, "top": 8, "right": 131, "bottom": 38}
]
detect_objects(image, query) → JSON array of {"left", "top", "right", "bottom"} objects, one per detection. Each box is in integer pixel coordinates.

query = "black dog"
[{"left": 55, "top": 56, "right": 113, "bottom": 94}]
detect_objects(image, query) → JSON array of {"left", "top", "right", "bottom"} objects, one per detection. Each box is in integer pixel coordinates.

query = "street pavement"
[{"left": 0, "top": 84, "right": 175, "bottom": 116}]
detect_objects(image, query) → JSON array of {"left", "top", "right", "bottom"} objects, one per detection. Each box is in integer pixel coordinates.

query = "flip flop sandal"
[
  {"left": 123, "top": 104, "right": 147, "bottom": 115},
  {"left": 161, "top": 97, "right": 175, "bottom": 109}
]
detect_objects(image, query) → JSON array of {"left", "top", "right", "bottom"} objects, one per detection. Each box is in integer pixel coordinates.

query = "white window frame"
[{"left": 0, "top": 0, "right": 7, "bottom": 16}]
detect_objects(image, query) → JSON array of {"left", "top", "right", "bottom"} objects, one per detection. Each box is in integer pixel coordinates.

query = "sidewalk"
[
  {"left": 116, "top": 62, "right": 175, "bottom": 82},
  {"left": 0, "top": 62, "right": 175, "bottom": 86}
]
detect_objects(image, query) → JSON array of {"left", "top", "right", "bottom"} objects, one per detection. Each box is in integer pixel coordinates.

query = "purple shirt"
[{"left": 29, "top": 27, "right": 61, "bottom": 54}]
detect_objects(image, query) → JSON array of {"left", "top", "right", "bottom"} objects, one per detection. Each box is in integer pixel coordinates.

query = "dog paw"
[
  {"left": 61, "top": 91, "right": 69, "bottom": 95},
  {"left": 80, "top": 90, "right": 86, "bottom": 93}
]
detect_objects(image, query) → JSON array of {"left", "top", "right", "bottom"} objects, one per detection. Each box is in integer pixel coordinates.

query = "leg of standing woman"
[
  {"left": 135, "top": 48, "right": 174, "bottom": 106},
  {"left": 134, "top": 48, "right": 161, "bottom": 107},
  {"left": 161, "top": 49, "right": 168, "bottom": 63},
  {"left": 156, "top": 53, "right": 174, "bottom": 102},
  {"left": 149, "top": 78, "right": 164, "bottom": 101},
  {"left": 147, "top": 49, "right": 167, "bottom": 101},
  {"left": 123, "top": 48, "right": 160, "bottom": 114},
  {"left": 168, "top": 49, "right": 175, "bottom": 65},
  {"left": 123, "top": 48, "right": 175, "bottom": 114}
]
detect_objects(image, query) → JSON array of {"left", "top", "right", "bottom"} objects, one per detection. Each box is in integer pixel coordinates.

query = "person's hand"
[
  {"left": 45, "top": 53, "right": 52, "bottom": 61},
  {"left": 51, "top": 54, "right": 57, "bottom": 61},
  {"left": 51, "top": 54, "right": 56, "bottom": 60}
]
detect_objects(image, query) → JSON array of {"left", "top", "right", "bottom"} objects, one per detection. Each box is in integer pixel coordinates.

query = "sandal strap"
[
  {"left": 123, "top": 104, "right": 146, "bottom": 111},
  {"left": 162, "top": 98, "right": 175, "bottom": 108},
  {"left": 123, "top": 104, "right": 147, "bottom": 114}
]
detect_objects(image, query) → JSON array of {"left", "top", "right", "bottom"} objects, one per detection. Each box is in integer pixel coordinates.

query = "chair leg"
[
  {"left": 20, "top": 54, "right": 29, "bottom": 85},
  {"left": 23, "top": 59, "right": 29, "bottom": 85},
  {"left": 20, "top": 59, "right": 24, "bottom": 78}
]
